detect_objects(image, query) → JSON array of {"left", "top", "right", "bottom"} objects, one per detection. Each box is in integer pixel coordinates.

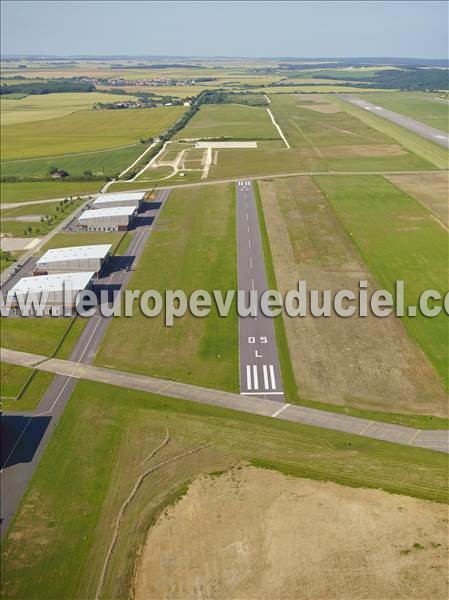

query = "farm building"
[
  {"left": 34, "top": 244, "right": 112, "bottom": 276},
  {"left": 92, "top": 191, "right": 146, "bottom": 210},
  {"left": 5, "top": 272, "right": 95, "bottom": 315},
  {"left": 78, "top": 206, "right": 137, "bottom": 231}
]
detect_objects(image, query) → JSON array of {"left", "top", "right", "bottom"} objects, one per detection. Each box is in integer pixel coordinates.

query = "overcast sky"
[{"left": 1, "top": 1, "right": 447, "bottom": 58}]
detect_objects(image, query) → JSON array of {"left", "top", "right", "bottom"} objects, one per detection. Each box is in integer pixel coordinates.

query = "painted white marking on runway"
[
  {"left": 249, "top": 257, "right": 253, "bottom": 269},
  {"left": 271, "top": 403, "right": 290, "bottom": 417},
  {"left": 262, "top": 364, "right": 269, "bottom": 389},
  {"left": 269, "top": 364, "right": 276, "bottom": 389},
  {"left": 252, "top": 365, "right": 259, "bottom": 390},
  {"left": 251, "top": 278, "right": 255, "bottom": 290},
  {"left": 248, "top": 239, "right": 251, "bottom": 249},
  {"left": 241, "top": 391, "right": 284, "bottom": 396},
  {"left": 246, "top": 365, "right": 252, "bottom": 390}
]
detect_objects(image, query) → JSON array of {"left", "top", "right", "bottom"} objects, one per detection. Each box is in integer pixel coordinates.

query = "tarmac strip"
[{"left": 1, "top": 347, "right": 448, "bottom": 455}]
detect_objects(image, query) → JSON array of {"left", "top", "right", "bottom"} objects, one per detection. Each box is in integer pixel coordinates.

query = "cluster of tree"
[
  {"left": 200, "top": 90, "right": 268, "bottom": 106},
  {"left": 0, "top": 79, "right": 95, "bottom": 95},
  {"left": 316, "top": 68, "right": 449, "bottom": 90}
]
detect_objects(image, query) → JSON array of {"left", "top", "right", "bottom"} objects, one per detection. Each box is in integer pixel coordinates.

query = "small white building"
[
  {"left": 92, "top": 191, "right": 146, "bottom": 210},
  {"left": 5, "top": 272, "right": 95, "bottom": 315},
  {"left": 78, "top": 206, "right": 137, "bottom": 232},
  {"left": 34, "top": 244, "right": 112, "bottom": 276}
]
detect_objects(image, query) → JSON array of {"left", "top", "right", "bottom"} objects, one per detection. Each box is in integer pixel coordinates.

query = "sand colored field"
[
  {"left": 386, "top": 172, "right": 449, "bottom": 229},
  {"left": 259, "top": 176, "right": 447, "bottom": 416},
  {"left": 134, "top": 466, "right": 449, "bottom": 600}
]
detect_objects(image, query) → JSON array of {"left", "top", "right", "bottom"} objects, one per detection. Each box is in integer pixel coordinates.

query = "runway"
[
  {"left": 0, "top": 189, "right": 171, "bottom": 537},
  {"left": 236, "top": 180, "right": 284, "bottom": 401},
  {"left": 342, "top": 95, "right": 449, "bottom": 149}
]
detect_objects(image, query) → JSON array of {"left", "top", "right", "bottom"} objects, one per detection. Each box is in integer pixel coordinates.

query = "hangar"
[
  {"left": 5, "top": 272, "right": 95, "bottom": 315},
  {"left": 78, "top": 206, "right": 137, "bottom": 231},
  {"left": 34, "top": 244, "right": 112, "bottom": 276},
  {"left": 92, "top": 191, "right": 145, "bottom": 210}
]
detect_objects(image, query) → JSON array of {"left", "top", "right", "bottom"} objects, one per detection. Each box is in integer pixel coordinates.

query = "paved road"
[
  {"left": 236, "top": 181, "right": 284, "bottom": 401},
  {"left": 2, "top": 348, "right": 448, "bottom": 456},
  {"left": 342, "top": 95, "right": 449, "bottom": 149},
  {"left": 0, "top": 190, "right": 170, "bottom": 537}
]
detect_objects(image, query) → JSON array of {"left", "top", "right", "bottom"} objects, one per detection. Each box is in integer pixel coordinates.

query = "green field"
[
  {"left": 1, "top": 379, "right": 447, "bottom": 600},
  {"left": 175, "top": 103, "right": 280, "bottom": 140},
  {"left": 1, "top": 144, "right": 148, "bottom": 179},
  {"left": 2, "top": 106, "right": 186, "bottom": 159},
  {"left": 1, "top": 369, "right": 54, "bottom": 412},
  {"left": 315, "top": 175, "right": 449, "bottom": 390},
  {"left": 362, "top": 92, "right": 449, "bottom": 133},
  {"left": 1, "top": 317, "right": 75, "bottom": 356},
  {"left": 95, "top": 184, "right": 239, "bottom": 391},
  {"left": 1, "top": 181, "right": 101, "bottom": 203},
  {"left": 0, "top": 92, "right": 139, "bottom": 126},
  {"left": 0, "top": 361, "right": 31, "bottom": 397}
]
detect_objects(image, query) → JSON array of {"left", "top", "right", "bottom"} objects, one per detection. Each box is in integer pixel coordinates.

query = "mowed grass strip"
[
  {"left": 2, "top": 106, "right": 186, "bottom": 159},
  {"left": 315, "top": 175, "right": 449, "bottom": 390},
  {"left": 95, "top": 183, "right": 239, "bottom": 391},
  {"left": 1, "top": 380, "right": 447, "bottom": 600},
  {"left": 175, "top": 104, "right": 280, "bottom": 140}
]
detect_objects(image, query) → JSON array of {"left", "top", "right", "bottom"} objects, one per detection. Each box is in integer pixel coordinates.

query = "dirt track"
[{"left": 134, "top": 466, "right": 448, "bottom": 600}]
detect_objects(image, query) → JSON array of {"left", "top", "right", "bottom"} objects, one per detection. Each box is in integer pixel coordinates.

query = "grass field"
[
  {"left": 362, "top": 92, "right": 449, "bottom": 132},
  {"left": 1, "top": 369, "right": 54, "bottom": 412},
  {"left": 2, "top": 106, "right": 186, "bottom": 159},
  {"left": 315, "top": 175, "right": 449, "bottom": 391},
  {"left": 1, "top": 379, "right": 447, "bottom": 600},
  {"left": 257, "top": 175, "right": 448, "bottom": 419},
  {"left": 1, "top": 181, "right": 101, "bottom": 203},
  {"left": 175, "top": 104, "right": 280, "bottom": 140},
  {"left": 0, "top": 92, "right": 139, "bottom": 126},
  {"left": 0, "top": 361, "right": 31, "bottom": 397},
  {"left": 1, "top": 317, "right": 76, "bottom": 356},
  {"left": 1, "top": 144, "right": 148, "bottom": 179},
  {"left": 95, "top": 184, "right": 239, "bottom": 391}
]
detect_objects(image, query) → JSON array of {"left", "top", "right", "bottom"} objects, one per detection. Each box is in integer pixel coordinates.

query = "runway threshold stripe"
[
  {"left": 246, "top": 365, "right": 252, "bottom": 390},
  {"left": 252, "top": 365, "right": 259, "bottom": 390},
  {"left": 269, "top": 365, "right": 276, "bottom": 390},
  {"left": 262, "top": 365, "right": 269, "bottom": 389}
]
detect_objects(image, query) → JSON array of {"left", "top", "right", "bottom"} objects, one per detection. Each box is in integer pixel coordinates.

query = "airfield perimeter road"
[
  {"left": 236, "top": 180, "right": 284, "bottom": 401},
  {"left": 0, "top": 189, "right": 170, "bottom": 537},
  {"left": 342, "top": 95, "right": 449, "bottom": 149},
  {"left": 2, "top": 347, "right": 448, "bottom": 457}
]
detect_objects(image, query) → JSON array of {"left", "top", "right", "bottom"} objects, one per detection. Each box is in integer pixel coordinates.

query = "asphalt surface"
[
  {"left": 0, "top": 190, "right": 170, "bottom": 537},
  {"left": 3, "top": 348, "right": 448, "bottom": 455},
  {"left": 236, "top": 180, "right": 284, "bottom": 401},
  {"left": 342, "top": 95, "right": 449, "bottom": 149}
]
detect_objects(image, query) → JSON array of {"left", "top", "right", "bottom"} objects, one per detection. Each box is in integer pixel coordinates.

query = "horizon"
[{"left": 2, "top": 1, "right": 448, "bottom": 59}]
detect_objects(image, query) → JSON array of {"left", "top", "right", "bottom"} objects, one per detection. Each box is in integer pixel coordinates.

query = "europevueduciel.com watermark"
[{"left": 2, "top": 280, "right": 448, "bottom": 324}]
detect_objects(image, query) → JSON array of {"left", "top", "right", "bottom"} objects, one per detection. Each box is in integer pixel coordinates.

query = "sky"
[{"left": 1, "top": 1, "right": 448, "bottom": 59}]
